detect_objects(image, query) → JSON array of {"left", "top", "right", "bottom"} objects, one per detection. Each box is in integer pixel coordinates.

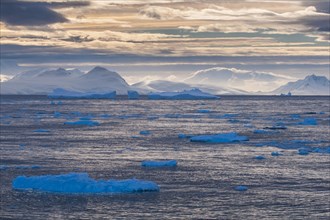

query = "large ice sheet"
[
  {"left": 48, "top": 88, "right": 116, "bottom": 99},
  {"left": 190, "top": 132, "right": 248, "bottom": 143},
  {"left": 12, "top": 173, "right": 159, "bottom": 194},
  {"left": 148, "top": 89, "right": 219, "bottom": 100}
]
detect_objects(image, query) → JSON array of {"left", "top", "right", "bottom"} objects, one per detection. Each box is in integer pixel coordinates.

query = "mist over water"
[{"left": 0, "top": 95, "right": 329, "bottom": 219}]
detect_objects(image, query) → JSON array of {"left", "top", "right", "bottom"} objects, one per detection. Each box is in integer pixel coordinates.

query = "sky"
[{"left": 0, "top": 0, "right": 329, "bottom": 90}]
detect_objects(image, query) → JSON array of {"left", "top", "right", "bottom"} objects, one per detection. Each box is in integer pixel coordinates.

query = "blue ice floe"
[
  {"left": 197, "top": 109, "right": 211, "bottom": 113},
  {"left": 48, "top": 88, "right": 116, "bottom": 99},
  {"left": 298, "top": 148, "right": 310, "bottom": 155},
  {"left": 254, "top": 155, "right": 266, "bottom": 160},
  {"left": 64, "top": 120, "right": 100, "bottom": 126},
  {"left": 33, "top": 129, "right": 50, "bottom": 133},
  {"left": 141, "top": 160, "right": 177, "bottom": 167},
  {"left": 234, "top": 185, "right": 248, "bottom": 191},
  {"left": 12, "top": 173, "right": 159, "bottom": 194},
  {"left": 128, "top": 90, "right": 139, "bottom": 100},
  {"left": 148, "top": 89, "right": 219, "bottom": 100},
  {"left": 140, "top": 130, "right": 151, "bottom": 135},
  {"left": 190, "top": 132, "right": 248, "bottom": 143},
  {"left": 271, "top": 152, "right": 283, "bottom": 156},
  {"left": 298, "top": 118, "right": 317, "bottom": 125}
]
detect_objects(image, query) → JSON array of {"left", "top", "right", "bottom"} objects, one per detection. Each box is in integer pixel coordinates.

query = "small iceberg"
[
  {"left": 128, "top": 90, "right": 139, "bottom": 100},
  {"left": 48, "top": 88, "right": 116, "bottom": 99},
  {"left": 298, "top": 148, "right": 310, "bottom": 155},
  {"left": 254, "top": 155, "right": 266, "bottom": 160},
  {"left": 139, "top": 130, "right": 151, "bottom": 135},
  {"left": 64, "top": 120, "right": 100, "bottom": 126},
  {"left": 298, "top": 118, "right": 317, "bottom": 126},
  {"left": 197, "top": 109, "right": 211, "bottom": 113},
  {"left": 33, "top": 129, "right": 50, "bottom": 133},
  {"left": 234, "top": 185, "right": 248, "bottom": 191},
  {"left": 12, "top": 173, "right": 159, "bottom": 194},
  {"left": 190, "top": 132, "right": 248, "bottom": 143},
  {"left": 148, "top": 89, "right": 219, "bottom": 100},
  {"left": 141, "top": 160, "right": 177, "bottom": 167},
  {"left": 271, "top": 152, "right": 282, "bottom": 156}
]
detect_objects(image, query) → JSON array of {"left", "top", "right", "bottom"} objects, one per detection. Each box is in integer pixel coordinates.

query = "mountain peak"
[{"left": 89, "top": 66, "right": 109, "bottom": 72}]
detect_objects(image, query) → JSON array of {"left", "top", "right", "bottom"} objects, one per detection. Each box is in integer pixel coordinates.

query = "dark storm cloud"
[{"left": 0, "top": 0, "right": 90, "bottom": 26}]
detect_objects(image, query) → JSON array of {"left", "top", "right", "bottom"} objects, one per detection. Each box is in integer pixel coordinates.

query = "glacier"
[{"left": 48, "top": 88, "right": 116, "bottom": 99}]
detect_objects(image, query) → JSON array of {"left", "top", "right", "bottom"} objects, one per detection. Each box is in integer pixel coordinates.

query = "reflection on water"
[{"left": 0, "top": 95, "right": 330, "bottom": 219}]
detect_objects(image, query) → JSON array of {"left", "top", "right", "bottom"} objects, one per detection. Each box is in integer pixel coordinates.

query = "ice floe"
[
  {"left": 298, "top": 118, "right": 317, "bottom": 125},
  {"left": 12, "top": 173, "right": 160, "bottom": 194},
  {"left": 141, "top": 160, "right": 177, "bottom": 167},
  {"left": 139, "top": 130, "right": 151, "bottom": 135},
  {"left": 64, "top": 120, "right": 100, "bottom": 126},
  {"left": 254, "top": 155, "right": 266, "bottom": 160},
  {"left": 234, "top": 185, "right": 248, "bottom": 191},
  {"left": 271, "top": 152, "right": 283, "bottom": 156},
  {"left": 48, "top": 88, "right": 116, "bottom": 99},
  {"left": 190, "top": 132, "right": 248, "bottom": 143},
  {"left": 33, "top": 129, "right": 50, "bottom": 133},
  {"left": 148, "top": 89, "right": 219, "bottom": 100}
]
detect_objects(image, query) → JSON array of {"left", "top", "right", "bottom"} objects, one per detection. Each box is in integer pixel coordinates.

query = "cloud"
[{"left": 0, "top": 0, "right": 89, "bottom": 26}]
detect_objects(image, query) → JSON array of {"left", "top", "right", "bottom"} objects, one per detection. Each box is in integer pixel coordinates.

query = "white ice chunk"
[
  {"left": 190, "top": 132, "right": 248, "bottom": 143},
  {"left": 12, "top": 173, "right": 159, "bottom": 194}
]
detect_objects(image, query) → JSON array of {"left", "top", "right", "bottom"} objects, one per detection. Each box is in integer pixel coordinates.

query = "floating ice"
[
  {"left": 12, "top": 173, "right": 160, "bottom": 194},
  {"left": 253, "top": 129, "right": 278, "bottom": 134},
  {"left": 48, "top": 88, "right": 116, "bottom": 99},
  {"left": 128, "top": 90, "right": 139, "bottom": 100},
  {"left": 298, "top": 148, "right": 310, "bottom": 155},
  {"left": 64, "top": 120, "right": 100, "bottom": 126},
  {"left": 141, "top": 160, "right": 177, "bottom": 167},
  {"left": 234, "top": 185, "right": 248, "bottom": 191},
  {"left": 263, "top": 125, "right": 287, "bottom": 130},
  {"left": 298, "top": 118, "right": 317, "bottom": 125},
  {"left": 148, "top": 89, "right": 219, "bottom": 100},
  {"left": 140, "top": 130, "right": 151, "bottom": 135},
  {"left": 197, "top": 109, "right": 211, "bottom": 113},
  {"left": 33, "top": 129, "right": 50, "bottom": 133},
  {"left": 190, "top": 132, "right": 248, "bottom": 143},
  {"left": 54, "top": 112, "right": 61, "bottom": 118},
  {"left": 271, "top": 152, "right": 282, "bottom": 156},
  {"left": 313, "top": 147, "right": 330, "bottom": 154},
  {"left": 255, "top": 155, "right": 266, "bottom": 160}
]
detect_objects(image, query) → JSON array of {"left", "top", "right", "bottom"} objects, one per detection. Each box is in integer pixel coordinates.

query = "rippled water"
[{"left": 1, "top": 95, "right": 329, "bottom": 219}]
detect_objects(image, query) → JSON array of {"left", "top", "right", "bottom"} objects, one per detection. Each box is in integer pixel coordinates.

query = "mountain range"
[{"left": 0, "top": 66, "right": 329, "bottom": 95}]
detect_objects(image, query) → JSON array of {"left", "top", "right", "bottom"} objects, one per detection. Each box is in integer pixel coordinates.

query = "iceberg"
[
  {"left": 128, "top": 90, "right": 139, "bottom": 100},
  {"left": 234, "top": 185, "right": 248, "bottom": 191},
  {"left": 148, "top": 89, "right": 219, "bottom": 100},
  {"left": 33, "top": 129, "right": 50, "bottom": 133},
  {"left": 64, "top": 120, "right": 100, "bottom": 126},
  {"left": 190, "top": 132, "right": 248, "bottom": 143},
  {"left": 12, "top": 173, "right": 159, "bottom": 194},
  {"left": 141, "top": 160, "right": 177, "bottom": 167},
  {"left": 298, "top": 118, "right": 317, "bottom": 125},
  {"left": 254, "top": 155, "right": 266, "bottom": 160},
  {"left": 48, "top": 88, "right": 116, "bottom": 99}
]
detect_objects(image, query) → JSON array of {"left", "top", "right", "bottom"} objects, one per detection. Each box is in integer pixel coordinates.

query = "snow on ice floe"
[
  {"left": 148, "top": 89, "right": 219, "bottom": 100},
  {"left": 141, "top": 160, "right": 177, "bottom": 167},
  {"left": 190, "top": 132, "right": 248, "bottom": 143},
  {"left": 298, "top": 118, "right": 318, "bottom": 125},
  {"left": 64, "top": 119, "right": 100, "bottom": 126},
  {"left": 12, "top": 173, "right": 160, "bottom": 194},
  {"left": 48, "top": 88, "right": 116, "bottom": 99},
  {"left": 128, "top": 90, "right": 139, "bottom": 99},
  {"left": 33, "top": 129, "right": 50, "bottom": 133},
  {"left": 234, "top": 185, "right": 248, "bottom": 191}
]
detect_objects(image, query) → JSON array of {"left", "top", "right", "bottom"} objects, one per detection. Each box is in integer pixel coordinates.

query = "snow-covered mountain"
[
  {"left": 1, "top": 67, "right": 130, "bottom": 95},
  {"left": 270, "top": 75, "right": 330, "bottom": 95},
  {"left": 131, "top": 80, "right": 249, "bottom": 95},
  {"left": 0, "top": 74, "right": 12, "bottom": 82},
  {"left": 185, "top": 67, "right": 293, "bottom": 92}
]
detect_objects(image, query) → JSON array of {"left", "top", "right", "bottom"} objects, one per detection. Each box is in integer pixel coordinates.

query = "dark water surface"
[{"left": 1, "top": 95, "right": 330, "bottom": 219}]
